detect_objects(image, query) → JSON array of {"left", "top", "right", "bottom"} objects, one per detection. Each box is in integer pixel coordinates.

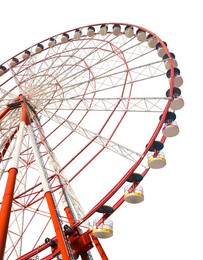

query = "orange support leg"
[
  {"left": 0, "top": 167, "right": 18, "bottom": 259},
  {"left": 90, "top": 232, "right": 108, "bottom": 260},
  {"left": 45, "top": 191, "right": 71, "bottom": 259},
  {"left": 64, "top": 206, "right": 75, "bottom": 227}
]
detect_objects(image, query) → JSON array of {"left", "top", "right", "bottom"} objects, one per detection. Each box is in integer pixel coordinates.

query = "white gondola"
[
  {"left": 160, "top": 111, "right": 179, "bottom": 137},
  {"left": 162, "top": 120, "right": 179, "bottom": 137},
  {"left": 136, "top": 29, "right": 146, "bottom": 42},
  {"left": 166, "top": 68, "right": 183, "bottom": 88},
  {"left": 163, "top": 53, "right": 178, "bottom": 70},
  {"left": 170, "top": 96, "right": 184, "bottom": 110},
  {"left": 61, "top": 33, "right": 69, "bottom": 43},
  {"left": 99, "top": 24, "right": 108, "bottom": 36},
  {"left": 173, "top": 74, "right": 183, "bottom": 88},
  {"left": 147, "top": 34, "right": 158, "bottom": 48},
  {"left": 35, "top": 43, "right": 44, "bottom": 53},
  {"left": 124, "top": 26, "right": 134, "bottom": 38},
  {"left": 22, "top": 50, "right": 31, "bottom": 60},
  {"left": 9, "top": 57, "right": 19, "bottom": 67},
  {"left": 147, "top": 151, "right": 166, "bottom": 169},
  {"left": 74, "top": 29, "right": 82, "bottom": 40},
  {"left": 48, "top": 38, "right": 56, "bottom": 47},
  {"left": 156, "top": 41, "right": 167, "bottom": 58},
  {"left": 0, "top": 65, "right": 6, "bottom": 76},
  {"left": 92, "top": 219, "right": 113, "bottom": 238},
  {"left": 166, "top": 88, "right": 184, "bottom": 110},
  {"left": 112, "top": 24, "right": 121, "bottom": 36},
  {"left": 124, "top": 184, "right": 144, "bottom": 204},
  {"left": 87, "top": 26, "right": 95, "bottom": 37}
]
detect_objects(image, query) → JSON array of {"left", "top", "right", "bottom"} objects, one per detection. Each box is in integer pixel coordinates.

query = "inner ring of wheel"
[{"left": 24, "top": 41, "right": 131, "bottom": 133}]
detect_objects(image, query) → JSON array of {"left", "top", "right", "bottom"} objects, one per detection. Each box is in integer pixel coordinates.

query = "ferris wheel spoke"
[
  {"left": 0, "top": 88, "right": 17, "bottom": 103},
  {"left": 35, "top": 96, "right": 167, "bottom": 112},
  {"left": 32, "top": 57, "right": 165, "bottom": 100},
  {"left": 40, "top": 110, "right": 145, "bottom": 164}
]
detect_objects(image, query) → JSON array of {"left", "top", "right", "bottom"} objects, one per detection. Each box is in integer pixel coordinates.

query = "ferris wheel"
[{"left": 0, "top": 22, "right": 184, "bottom": 259}]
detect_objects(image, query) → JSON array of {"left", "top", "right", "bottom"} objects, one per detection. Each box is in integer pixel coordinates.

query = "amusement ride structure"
[{"left": 0, "top": 22, "right": 184, "bottom": 259}]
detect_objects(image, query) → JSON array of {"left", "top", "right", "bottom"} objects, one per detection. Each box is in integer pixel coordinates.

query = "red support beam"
[
  {"left": 90, "top": 232, "right": 108, "bottom": 260},
  {"left": 0, "top": 96, "right": 19, "bottom": 120},
  {"left": 0, "top": 128, "right": 18, "bottom": 162},
  {"left": 0, "top": 106, "right": 11, "bottom": 120},
  {"left": 0, "top": 167, "right": 18, "bottom": 260},
  {"left": 64, "top": 206, "right": 75, "bottom": 227},
  {"left": 0, "top": 96, "right": 28, "bottom": 258},
  {"left": 44, "top": 191, "right": 71, "bottom": 259}
]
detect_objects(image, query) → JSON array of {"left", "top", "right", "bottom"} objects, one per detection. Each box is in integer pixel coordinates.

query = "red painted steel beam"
[
  {"left": 0, "top": 167, "right": 19, "bottom": 259},
  {"left": 90, "top": 231, "right": 108, "bottom": 260},
  {"left": 0, "top": 96, "right": 29, "bottom": 258},
  {"left": 44, "top": 191, "right": 71, "bottom": 259},
  {"left": 0, "top": 128, "right": 18, "bottom": 162}
]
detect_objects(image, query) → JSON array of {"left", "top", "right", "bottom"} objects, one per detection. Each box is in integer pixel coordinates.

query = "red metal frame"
[
  {"left": 0, "top": 22, "right": 176, "bottom": 259},
  {"left": 0, "top": 87, "right": 172, "bottom": 260},
  {"left": 0, "top": 96, "right": 108, "bottom": 259},
  {"left": 0, "top": 167, "right": 19, "bottom": 259},
  {"left": 0, "top": 96, "right": 29, "bottom": 259}
]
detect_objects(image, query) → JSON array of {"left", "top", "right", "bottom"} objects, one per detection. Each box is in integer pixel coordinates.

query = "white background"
[{"left": 0, "top": 0, "right": 202, "bottom": 259}]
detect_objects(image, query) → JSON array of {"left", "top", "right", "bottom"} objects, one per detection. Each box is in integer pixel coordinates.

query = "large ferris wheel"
[{"left": 0, "top": 22, "right": 184, "bottom": 259}]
